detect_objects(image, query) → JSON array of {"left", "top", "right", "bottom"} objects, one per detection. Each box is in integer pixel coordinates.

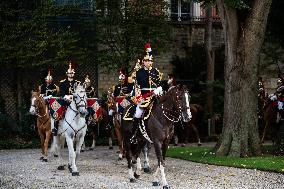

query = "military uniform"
[
  {"left": 86, "top": 86, "right": 96, "bottom": 98},
  {"left": 113, "top": 83, "right": 133, "bottom": 97},
  {"left": 39, "top": 83, "right": 58, "bottom": 97},
  {"left": 136, "top": 67, "right": 161, "bottom": 96},
  {"left": 59, "top": 79, "right": 80, "bottom": 97}
]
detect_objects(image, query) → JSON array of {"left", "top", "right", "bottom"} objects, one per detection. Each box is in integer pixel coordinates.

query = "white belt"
[{"left": 141, "top": 88, "right": 156, "bottom": 91}]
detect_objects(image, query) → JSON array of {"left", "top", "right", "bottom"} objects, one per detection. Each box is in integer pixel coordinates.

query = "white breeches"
[
  {"left": 109, "top": 109, "right": 114, "bottom": 116},
  {"left": 134, "top": 105, "right": 144, "bottom": 118}
]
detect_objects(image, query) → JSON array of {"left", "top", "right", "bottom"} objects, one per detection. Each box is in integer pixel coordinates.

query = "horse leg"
[
  {"left": 90, "top": 131, "right": 96, "bottom": 150},
  {"left": 54, "top": 135, "right": 64, "bottom": 170},
  {"left": 153, "top": 141, "right": 169, "bottom": 188},
  {"left": 261, "top": 121, "right": 268, "bottom": 144},
  {"left": 39, "top": 129, "right": 45, "bottom": 160},
  {"left": 75, "top": 133, "right": 85, "bottom": 163},
  {"left": 65, "top": 135, "right": 79, "bottom": 176},
  {"left": 114, "top": 119, "right": 124, "bottom": 160},
  {"left": 191, "top": 123, "right": 202, "bottom": 146},
  {"left": 142, "top": 143, "right": 151, "bottom": 173},
  {"left": 124, "top": 139, "right": 135, "bottom": 182},
  {"left": 43, "top": 131, "right": 51, "bottom": 162}
]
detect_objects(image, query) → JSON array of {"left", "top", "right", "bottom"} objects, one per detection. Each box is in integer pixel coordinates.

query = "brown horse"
[
  {"left": 29, "top": 91, "right": 52, "bottom": 162},
  {"left": 108, "top": 96, "right": 125, "bottom": 160},
  {"left": 260, "top": 98, "right": 279, "bottom": 143},
  {"left": 121, "top": 85, "right": 191, "bottom": 188},
  {"left": 174, "top": 104, "right": 203, "bottom": 146}
]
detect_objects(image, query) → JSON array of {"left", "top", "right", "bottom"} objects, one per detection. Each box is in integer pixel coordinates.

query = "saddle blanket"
[
  {"left": 123, "top": 103, "right": 153, "bottom": 121},
  {"left": 87, "top": 98, "right": 103, "bottom": 121},
  {"left": 48, "top": 97, "right": 66, "bottom": 121},
  {"left": 116, "top": 96, "right": 133, "bottom": 114}
]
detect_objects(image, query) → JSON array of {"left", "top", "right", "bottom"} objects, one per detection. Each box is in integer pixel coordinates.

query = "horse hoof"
[
  {"left": 89, "top": 148, "right": 94, "bottom": 151},
  {"left": 152, "top": 182, "right": 160, "bottom": 186},
  {"left": 109, "top": 146, "right": 113, "bottom": 150},
  {"left": 81, "top": 150, "right": 85, "bottom": 153},
  {"left": 72, "top": 172, "right": 79, "bottom": 176},
  {"left": 163, "top": 185, "right": 171, "bottom": 189},
  {"left": 198, "top": 143, "right": 202, "bottom": 147},
  {"left": 130, "top": 178, "right": 136, "bottom": 183},
  {"left": 144, "top": 167, "right": 151, "bottom": 173},
  {"left": 43, "top": 158, "right": 48, "bottom": 162},
  {"left": 118, "top": 157, "right": 123, "bottom": 161},
  {"left": 57, "top": 165, "right": 65, "bottom": 170},
  {"left": 68, "top": 164, "right": 72, "bottom": 173},
  {"left": 40, "top": 156, "right": 44, "bottom": 160},
  {"left": 134, "top": 172, "right": 140, "bottom": 179},
  {"left": 54, "top": 154, "right": 58, "bottom": 157}
]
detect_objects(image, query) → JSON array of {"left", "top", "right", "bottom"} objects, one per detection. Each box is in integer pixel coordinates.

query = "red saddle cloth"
[
  {"left": 87, "top": 98, "right": 102, "bottom": 121},
  {"left": 48, "top": 97, "right": 66, "bottom": 121}
]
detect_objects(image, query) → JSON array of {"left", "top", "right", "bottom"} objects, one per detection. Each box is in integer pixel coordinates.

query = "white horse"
[{"left": 54, "top": 83, "right": 88, "bottom": 176}]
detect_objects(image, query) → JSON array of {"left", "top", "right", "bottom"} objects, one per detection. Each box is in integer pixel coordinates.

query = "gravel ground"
[{"left": 0, "top": 145, "right": 284, "bottom": 189}]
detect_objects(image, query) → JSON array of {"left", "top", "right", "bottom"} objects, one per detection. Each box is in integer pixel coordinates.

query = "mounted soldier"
[
  {"left": 51, "top": 62, "right": 80, "bottom": 136},
  {"left": 132, "top": 43, "right": 163, "bottom": 134},
  {"left": 39, "top": 70, "right": 58, "bottom": 98},
  {"left": 84, "top": 75, "right": 96, "bottom": 98}
]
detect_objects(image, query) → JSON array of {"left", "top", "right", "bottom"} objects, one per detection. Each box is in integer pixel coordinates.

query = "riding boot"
[{"left": 52, "top": 121, "right": 59, "bottom": 136}]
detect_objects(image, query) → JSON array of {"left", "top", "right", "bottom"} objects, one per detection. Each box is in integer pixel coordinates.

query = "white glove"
[
  {"left": 153, "top": 86, "right": 163, "bottom": 96},
  {"left": 64, "top": 95, "right": 73, "bottom": 102},
  {"left": 43, "top": 95, "right": 52, "bottom": 100},
  {"left": 278, "top": 101, "right": 283, "bottom": 110},
  {"left": 269, "top": 94, "right": 277, "bottom": 101}
]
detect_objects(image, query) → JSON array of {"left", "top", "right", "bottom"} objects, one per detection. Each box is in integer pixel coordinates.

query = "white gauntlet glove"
[
  {"left": 153, "top": 86, "right": 163, "bottom": 96},
  {"left": 43, "top": 95, "right": 52, "bottom": 100},
  {"left": 64, "top": 95, "right": 73, "bottom": 102},
  {"left": 269, "top": 94, "right": 277, "bottom": 101}
]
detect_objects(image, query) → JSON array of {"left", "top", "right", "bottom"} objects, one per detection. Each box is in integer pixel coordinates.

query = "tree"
[
  {"left": 213, "top": 0, "right": 272, "bottom": 156},
  {"left": 96, "top": 0, "right": 171, "bottom": 70}
]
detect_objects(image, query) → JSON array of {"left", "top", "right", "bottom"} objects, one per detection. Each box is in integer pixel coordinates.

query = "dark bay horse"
[
  {"left": 29, "top": 91, "right": 52, "bottom": 162},
  {"left": 174, "top": 103, "right": 203, "bottom": 146},
  {"left": 121, "top": 85, "right": 191, "bottom": 188}
]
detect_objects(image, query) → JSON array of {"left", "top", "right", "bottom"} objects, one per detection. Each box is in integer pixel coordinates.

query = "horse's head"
[
  {"left": 162, "top": 85, "right": 191, "bottom": 122},
  {"left": 73, "top": 83, "right": 88, "bottom": 116},
  {"left": 176, "top": 85, "right": 191, "bottom": 122},
  {"left": 29, "top": 91, "right": 45, "bottom": 116}
]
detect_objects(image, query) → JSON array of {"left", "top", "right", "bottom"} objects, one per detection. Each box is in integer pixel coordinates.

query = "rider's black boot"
[{"left": 52, "top": 121, "right": 59, "bottom": 136}]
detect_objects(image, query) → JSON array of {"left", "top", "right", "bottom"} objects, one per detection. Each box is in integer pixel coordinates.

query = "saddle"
[{"left": 123, "top": 102, "right": 154, "bottom": 121}]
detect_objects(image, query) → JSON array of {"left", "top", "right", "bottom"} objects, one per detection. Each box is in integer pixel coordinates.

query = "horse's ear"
[{"left": 82, "top": 82, "right": 87, "bottom": 89}]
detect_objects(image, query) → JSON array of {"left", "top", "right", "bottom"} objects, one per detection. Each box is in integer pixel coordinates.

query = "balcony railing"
[{"left": 170, "top": 13, "right": 221, "bottom": 23}]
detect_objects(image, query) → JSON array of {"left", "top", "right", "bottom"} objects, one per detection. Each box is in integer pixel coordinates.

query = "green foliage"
[
  {"left": 0, "top": 0, "right": 96, "bottom": 68},
  {"left": 96, "top": 0, "right": 171, "bottom": 70},
  {"left": 167, "top": 146, "right": 284, "bottom": 173}
]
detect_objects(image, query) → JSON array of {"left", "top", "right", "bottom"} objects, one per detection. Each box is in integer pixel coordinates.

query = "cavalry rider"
[
  {"left": 276, "top": 75, "right": 284, "bottom": 110},
  {"left": 113, "top": 69, "right": 133, "bottom": 98},
  {"left": 52, "top": 62, "right": 80, "bottom": 136},
  {"left": 39, "top": 70, "right": 58, "bottom": 98},
  {"left": 269, "top": 74, "right": 284, "bottom": 111},
  {"left": 108, "top": 69, "right": 134, "bottom": 122},
  {"left": 132, "top": 43, "right": 163, "bottom": 133},
  {"left": 84, "top": 75, "right": 96, "bottom": 98}
]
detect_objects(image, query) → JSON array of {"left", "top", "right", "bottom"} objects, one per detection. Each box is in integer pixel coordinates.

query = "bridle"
[
  {"left": 161, "top": 86, "right": 184, "bottom": 123},
  {"left": 70, "top": 92, "right": 87, "bottom": 113},
  {"left": 31, "top": 97, "right": 47, "bottom": 118}
]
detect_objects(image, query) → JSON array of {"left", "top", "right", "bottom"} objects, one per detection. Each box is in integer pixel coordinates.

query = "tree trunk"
[
  {"left": 205, "top": 5, "right": 214, "bottom": 117},
  {"left": 215, "top": 0, "right": 272, "bottom": 157}
]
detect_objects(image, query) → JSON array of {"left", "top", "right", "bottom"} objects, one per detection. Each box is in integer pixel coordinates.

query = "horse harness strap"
[
  {"left": 161, "top": 104, "right": 180, "bottom": 123},
  {"left": 64, "top": 112, "right": 86, "bottom": 137}
]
